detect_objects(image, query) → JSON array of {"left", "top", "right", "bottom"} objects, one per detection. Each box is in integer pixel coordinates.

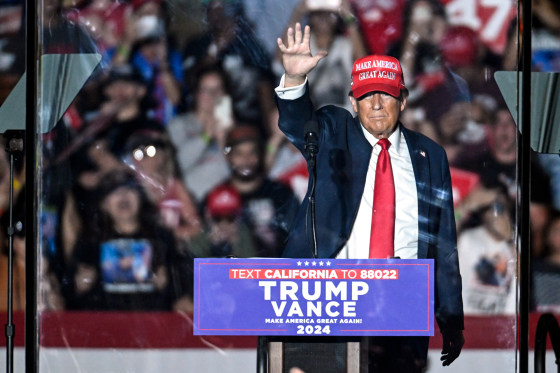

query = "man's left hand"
[{"left": 440, "top": 329, "right": 464, "bottom": 366}]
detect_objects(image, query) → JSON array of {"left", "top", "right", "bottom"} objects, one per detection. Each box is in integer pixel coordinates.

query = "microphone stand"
[
  {"left": 305, "top": 134, "right": 318, "bottom": 259},
  {"left": 4, "top": 130, "right": 24, "bottom": 373}
]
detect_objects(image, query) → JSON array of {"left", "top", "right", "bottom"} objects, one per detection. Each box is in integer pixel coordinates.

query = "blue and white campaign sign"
[{"left": 194, "top": 258, "right": 434, "bottom": 337}]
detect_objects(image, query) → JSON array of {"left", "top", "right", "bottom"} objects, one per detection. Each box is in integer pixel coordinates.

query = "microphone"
[{"left": 304, "top": 120, "right": 319, "bottom": 166}]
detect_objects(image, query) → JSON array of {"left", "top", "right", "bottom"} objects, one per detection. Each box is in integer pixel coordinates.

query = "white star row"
[{"left": 296, "top": 260, "right": 332, "bottom": 267}]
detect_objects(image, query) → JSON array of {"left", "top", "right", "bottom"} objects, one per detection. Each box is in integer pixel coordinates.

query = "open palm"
[{"left": 277, "top": 23, "right": 327, "bottom": 86}]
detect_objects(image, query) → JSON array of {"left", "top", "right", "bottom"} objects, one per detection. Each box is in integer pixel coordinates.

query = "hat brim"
[{"left": 351, "top": 83, "right": 402, "bottom": 100}]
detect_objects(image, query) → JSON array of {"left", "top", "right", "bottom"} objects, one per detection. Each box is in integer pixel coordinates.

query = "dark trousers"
[
  {"left": 262, "top": 336, "right": 429, "bottom": 373},
  {"left": 367, "top": 336, "right": 429, "bottom": 373}
]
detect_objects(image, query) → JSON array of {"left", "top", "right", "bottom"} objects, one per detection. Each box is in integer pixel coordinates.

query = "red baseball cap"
[
  {"left": 206, "top": 184, "right": 242, "bottom": 218},
  {"left": 440, "top": 26, "right": 478, "bottom": 68},
  {"left": 225, "top": 125, "right": 260, "bottom": 148},
  {"left": 349, "top": 55, "right": 406, "bottom": 99}
]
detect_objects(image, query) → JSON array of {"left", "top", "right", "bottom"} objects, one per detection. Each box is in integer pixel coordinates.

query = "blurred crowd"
[{"left": 0, "top": 0, "right": 559, "bottom": 315}]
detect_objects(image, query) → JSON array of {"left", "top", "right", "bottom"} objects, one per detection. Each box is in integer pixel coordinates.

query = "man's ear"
[
  {"left": 400, "top": 97, "right": 407, "bottom": 112},
  {"left": 349, "top": 96, "right": 358, "bottom": 113}
]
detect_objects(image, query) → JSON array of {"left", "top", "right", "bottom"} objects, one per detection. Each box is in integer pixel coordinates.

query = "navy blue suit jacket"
[{"left": 276, "top": 86, "right": 464, "bottom": 331}]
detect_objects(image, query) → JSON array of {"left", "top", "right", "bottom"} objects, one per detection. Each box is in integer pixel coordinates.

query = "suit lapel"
[{"left": 349, "top": 116, "right": 373, "bottom": 211}]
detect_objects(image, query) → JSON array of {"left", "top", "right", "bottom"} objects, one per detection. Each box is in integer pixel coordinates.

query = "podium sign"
[{"left": 194, "top": 258, "right": 434, "bottom": 337}]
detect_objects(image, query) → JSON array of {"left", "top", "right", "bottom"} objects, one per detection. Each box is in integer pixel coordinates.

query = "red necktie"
[{"left": 369, "top": 138, "right": 395, "bottom": 259}]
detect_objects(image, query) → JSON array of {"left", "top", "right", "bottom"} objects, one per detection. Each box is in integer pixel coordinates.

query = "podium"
[
  {"left": 194, "top": 258, "right": 434, "bottom": 372},
  {"left": 259, "top": 336, "right": 365, "bottom": 373}
]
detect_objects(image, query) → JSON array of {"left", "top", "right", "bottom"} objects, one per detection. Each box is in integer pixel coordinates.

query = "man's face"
[
  {"left": 349, "top": 92, "right": 406, "bottom": 139},
  {"left": 227, "top": 141, "right": 261, "bottom": 181},
  {"left": 104, "top": 80, "right": 145, "bottom": 105},
  {"left": 197, "top": 73, "right": 225, "bottom": 113},
  {"left": 493, "top": 110, "right": 517, "bottom": 154},
  {"left": 101, "top": 186, "right": 141, "bottom": 222}
]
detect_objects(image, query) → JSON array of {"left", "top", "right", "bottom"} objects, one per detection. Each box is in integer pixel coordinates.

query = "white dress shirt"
[
  {"left": 275, "top": 76, "right": 419, "bottom": 259},
  {"left": 338, "top": 126, "right": 419, "bottom": 259}
]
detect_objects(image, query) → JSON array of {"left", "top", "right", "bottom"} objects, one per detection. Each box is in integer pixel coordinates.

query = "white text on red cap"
[
  {"left": 354, "top": 60, "right": 399, "bottom": 72},
  {"left": 359, "top": 71, "right": 397, "bottom": 81}
]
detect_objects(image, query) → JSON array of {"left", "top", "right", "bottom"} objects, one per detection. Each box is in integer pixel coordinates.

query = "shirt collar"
[{"left": 361, "top": 123, "right": 402, "bottom": 153}]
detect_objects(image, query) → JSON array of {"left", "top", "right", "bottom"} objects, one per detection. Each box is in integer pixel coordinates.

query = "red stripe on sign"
[{"left": 0, "top": 312, "right": 557, "bottom": 350}]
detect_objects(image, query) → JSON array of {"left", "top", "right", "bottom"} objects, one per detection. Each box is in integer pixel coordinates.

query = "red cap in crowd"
[
  {"left": 206, "top": 184, "right": 242, "bottom": 219},
  {"left": 131, "top": 0, "right": 162, "bottom": 10},
  {"left": 349, "top": 55, "right": 406, "bottom": 99},
  {"left": 225, "top": 125, "right": 260, "bottom": 148},
  {"left": 440, "top": 26, "right": 479, "bottom": 68}
]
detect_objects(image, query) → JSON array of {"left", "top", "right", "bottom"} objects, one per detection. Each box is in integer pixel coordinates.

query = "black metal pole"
[
  {"left": 309, "top": 163, "right": 318, "bottom": 259},
  {"left": 25, "top": 0, "right": 39, "bottom": 371},
  {"left": 5, "top": 144, "right": 16, "bottom": 373},
  {"left": 304, "top": 121, "right": 319, "bottom": 259},
  {"left": 3, "top": 133, "right": 24, "bottom": 373},
  {"left": 256, "top": 336, "right": 269, "bottom": 373},
  {"left": 519, "top": 0, "right": 532, "bottom": 370}
]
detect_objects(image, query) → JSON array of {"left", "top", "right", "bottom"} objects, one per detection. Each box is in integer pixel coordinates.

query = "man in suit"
[{"left": 274, "top": 23, "right": 464, "bottom": 371}]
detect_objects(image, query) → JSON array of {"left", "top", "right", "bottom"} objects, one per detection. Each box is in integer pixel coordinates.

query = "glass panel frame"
[{"left": 9, "top": 0, "right": 560, "bottom": 371}]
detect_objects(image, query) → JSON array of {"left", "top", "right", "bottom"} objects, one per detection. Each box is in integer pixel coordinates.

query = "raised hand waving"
[{"left": 277, "top": 23, "right": 327, "bottom": 87}]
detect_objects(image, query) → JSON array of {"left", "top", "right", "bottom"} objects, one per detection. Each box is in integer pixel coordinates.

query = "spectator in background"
[
  {"left": 241, "top": 0, "right": 302, "bottom": 56},
  {"left": 398, "top": 106, "right": 440, "bottom": 144},
  {"left": 95, "top": 64, "right": 163, "bottom": 158},
  {"left": 110, "top": 0, "right": 183, "bottom": 125},
  {"left": 189, "top": 184, "right": 256, "bottom": 259},
  {"left": 532, "top": 211, "right": 560, "bottom": 312},
  {"left": 122, "top": 130, "right": 202, "bottom": 247},
  {"left": 455, "top": 107, "right": 552, "bottom": 256},
  {"left": 388, "top": 0, "right": 447, "bottom": 89},
  {"left": 532, "top": 0, "right": 560, "bottom": 72},
  {"left": 0, "top": 188, "right": 65, "bottom": 312},
  {"left": 349, "top": 0, "right": 406, "bottom": 55},
  {"left": 122, "top": 128, "right": 202, "bottom": 316},
  {"left": 265, "top": 115, "right": 308, "bottom": 202},
  {"left": 70, "top": 0, "right": 129, "bottom": 62},
  {"left": 440, "top": 26, "right": 501, "bottom": 97},
  {"left": 58, "top": 65, "right": 162, "bottom": 266},
  {"left": 277, "top": 0, "right": 367, "bottom": 112},
  {"left": 439, "top": 27, "right": 498, "bottom": 157},
  {"left": 182, "top": 0, "right": 276, "bottom": 129},
  {"left": 436, "top": 101, "right": 487, "bottom": 167},
  {"left": 458, "top": 188, "right": 516, "bottom": 315},
  {"left": 171, "top": 183, "right": 255, "bottom": 314},
  {"left": 63, "top": 171, "right": 179, "bottom": 311},
  {"left": 213, "top": 125, "right": 299, "bottom": 258},
  {"left": 61, "top": 136, "right": 126, "bottom": 269},
  {"left": 388, "top": 0, "right": 472, "bottom": 127},
  {"left": 455, "top": 109, "right": 517, "bottom": 194},
  {"left": 166, "top": 66, "right": 232, "bottom": 203}
]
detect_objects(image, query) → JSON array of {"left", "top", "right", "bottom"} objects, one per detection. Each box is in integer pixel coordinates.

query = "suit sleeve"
[
  {"left": 434, "top": 150, "right": 465, "bottom": 331},
  {"left": 275, "top": 82, "right": 317, "bottom": 155}
]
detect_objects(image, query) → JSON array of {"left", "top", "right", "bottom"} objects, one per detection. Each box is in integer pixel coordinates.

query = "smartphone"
[{"left": 214, "top": 95, "right": 233, "bottom": 130}]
